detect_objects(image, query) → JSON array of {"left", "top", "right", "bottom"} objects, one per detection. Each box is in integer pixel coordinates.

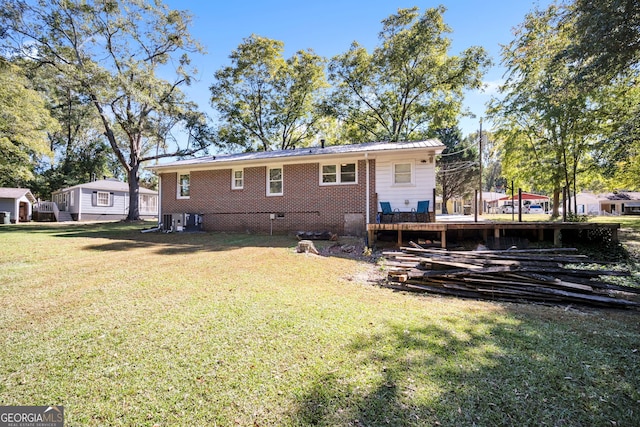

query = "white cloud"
[{"left": 478, "top": 79, "right": 504, "bottom": 95}]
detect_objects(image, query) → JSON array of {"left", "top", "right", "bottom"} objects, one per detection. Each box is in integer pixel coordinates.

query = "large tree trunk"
[
  {"left": 551, "top": 189, "right": 561, "bottom": 217},
  {"left": 127, "top": 164, "right": 140, "bottom": 221}
]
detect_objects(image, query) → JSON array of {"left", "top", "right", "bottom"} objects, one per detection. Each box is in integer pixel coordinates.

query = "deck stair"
[{"left": 57, "top": 211, "right": 73, "bottom": 222}]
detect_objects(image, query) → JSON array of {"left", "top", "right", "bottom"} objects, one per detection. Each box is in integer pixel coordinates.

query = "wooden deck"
[{"left": 367, "top": 221, "right": 620, "bottom": 248}]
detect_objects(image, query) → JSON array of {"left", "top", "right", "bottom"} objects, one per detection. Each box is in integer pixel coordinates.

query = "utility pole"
[{"left": 478, "top": 118, "right": 483, "bottom": 216}]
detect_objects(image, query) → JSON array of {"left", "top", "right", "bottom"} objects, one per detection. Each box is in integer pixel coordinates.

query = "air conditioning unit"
[
  {"left": 162, "top": 213, "right": 185, "bottom": 232},
  {"left": 162, "top": 213, "right": 202, "bottom": 232}
]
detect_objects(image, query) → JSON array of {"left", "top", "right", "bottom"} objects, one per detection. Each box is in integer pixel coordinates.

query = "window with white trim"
[
  {"left": 267, "top": 166, "right": 283, "bottom": 196},
  {"left": 178, "top": 173, "right": 190, "bottom": 198},
  {"left": 321, "top": 162, "right": 357, "bottom": 185},
  {"left": 97, "top": 191, "right": 110, "bottom": 206},
  {"left": 393, "top": 162, "right": 413, "bottom": 185},
  {"left": 232, "top": 169, "right": 244, "bottom": 189}
]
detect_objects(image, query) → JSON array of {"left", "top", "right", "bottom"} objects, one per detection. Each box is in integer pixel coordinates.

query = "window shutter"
[
  {"left": 110, "top": 192, "right": 114, "bottom": 207},
  {"left": 92, "top": 191, "right": 97, "bottom": 206}
]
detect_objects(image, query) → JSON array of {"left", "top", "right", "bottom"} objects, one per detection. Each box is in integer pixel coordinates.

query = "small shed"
[{"left": 0, "top": 188, "right": 36, "bottom": 223}]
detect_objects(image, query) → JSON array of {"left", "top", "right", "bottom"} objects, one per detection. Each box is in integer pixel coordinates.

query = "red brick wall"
[{"left": 160, "top": 159, "right": 377, "bottom": 235}]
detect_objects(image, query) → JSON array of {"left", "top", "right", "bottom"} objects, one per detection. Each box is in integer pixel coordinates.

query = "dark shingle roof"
[{"left": 604, "top": 192, "right": 640, "bottom": 201}]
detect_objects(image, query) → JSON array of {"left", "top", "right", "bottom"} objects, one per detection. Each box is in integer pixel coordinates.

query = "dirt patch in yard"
[{"left": 293, "top": 236, "right": 388, "bottom": 285}]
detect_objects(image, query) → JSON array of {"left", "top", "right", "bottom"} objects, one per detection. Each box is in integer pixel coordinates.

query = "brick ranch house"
[{"left": 149, "top": 140, "right": 444, "bottom": 236}]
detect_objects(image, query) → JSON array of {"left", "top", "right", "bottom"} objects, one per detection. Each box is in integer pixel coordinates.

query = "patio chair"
[
  {"left": 412, "top": 200, "right": 430, "bottom": 222},
  {"left": 379, "top": 201, "right": 398, "bottom": 223}
]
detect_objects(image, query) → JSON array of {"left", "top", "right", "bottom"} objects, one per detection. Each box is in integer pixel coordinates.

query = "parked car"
[
  {"left": 499, "top": 204, "right": 512, "bottom": 214},
  {"left": 528, "top": 204, "right": 545, "bottom": 214},
  {"left": 499, "top": 203, "right": 525, "bottom": 214}
]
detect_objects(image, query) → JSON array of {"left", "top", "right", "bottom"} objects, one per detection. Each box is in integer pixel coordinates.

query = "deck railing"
[{"left": 34, "top": 201, "right": 59, "bottom": 221}]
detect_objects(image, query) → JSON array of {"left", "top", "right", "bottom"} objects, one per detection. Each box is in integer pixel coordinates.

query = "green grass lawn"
[{"left": 1, "top": 221, "right": 639, "bottom": 426}]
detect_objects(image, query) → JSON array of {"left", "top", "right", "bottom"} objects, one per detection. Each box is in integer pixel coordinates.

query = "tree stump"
[{"left": 296, "top": 240, "right": 319, "bottom": 255}]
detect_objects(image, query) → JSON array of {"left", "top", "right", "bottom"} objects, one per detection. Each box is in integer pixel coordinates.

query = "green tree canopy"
[
  {"left": 563, "top": 0, "right": 640, "bottom": 191},
  {"left": 0, "top": 61, "right": 58, "bottom": 188},
  {"left": 0, "top": 0, "right": 213, "bottom": 219},
  {"left": 210, "top": 35, "right": 327, "bottom": 152},
  {"left": 326, "top": 6, "right": 490, "bottom": 143},
  {"left": 488, "top": 5, "right": 607, "bottom": 214},
  {"left": 21, "top": 60, "right": 117, "bottom": 197},
  {"left": 566, "top": 0, "right": 640, "bottom": 86}
]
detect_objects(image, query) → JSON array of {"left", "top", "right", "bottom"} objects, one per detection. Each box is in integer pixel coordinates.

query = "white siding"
[
  {"left": 67, "top": 188, "right": 81, "bottom": 215},
  {"left": 375, "top": 152, "right": 436, "bottom": 212}
]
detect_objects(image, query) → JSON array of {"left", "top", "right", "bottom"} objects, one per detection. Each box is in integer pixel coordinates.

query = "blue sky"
[{"left": 164, "top": 0, "right": 553, "bottom": 138}]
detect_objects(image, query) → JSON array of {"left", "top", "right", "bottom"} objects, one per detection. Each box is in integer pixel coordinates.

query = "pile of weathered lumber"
[{"left": 383, "top": 243, "right": 640, "bottom": 309}]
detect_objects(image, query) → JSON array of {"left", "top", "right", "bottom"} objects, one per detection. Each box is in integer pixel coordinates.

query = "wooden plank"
[
  {"left": 520, "top": 267, "right": 630, "bottom": 277},
  {"left": 460, "top": 276, "right": 594, "bottom": 292},
  {"left": 402, "top": 245, "right": 580, "bottom": 255},
  {"left": 423, "top": 258, "right": 484, "bottom": 270},
  {"left": 402, "top": 247, "right": 588, "bottom": 262},
  {"left": 554, "top": 276, "right": 640, "bottom": 294},
  {"left": 385, "top": 261, "right": 425, "bottom": 268},
  {"left": 415, "top": 256, "right": 561, "bottom": 270},
  {"left": 423, "top": 266, "right": 515, "bottom": 277},
  {"left": 503, "top": 273, "right": 597, "bottom": 290}
]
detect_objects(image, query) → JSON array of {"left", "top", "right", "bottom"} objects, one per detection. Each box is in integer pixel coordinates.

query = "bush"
[{"left": 564, "top": 212, "right": 590, "bottom": 222}]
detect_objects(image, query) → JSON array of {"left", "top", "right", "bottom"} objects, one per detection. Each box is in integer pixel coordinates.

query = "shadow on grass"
[
  {"left": 2, "top": 221, "right": 296, "bottom": 254},
  {"left": 6, "top": 221, "right": 378, "bottom": 260},
  {"left": 293, "top": 311, "right": 640, "bottom": 426}
]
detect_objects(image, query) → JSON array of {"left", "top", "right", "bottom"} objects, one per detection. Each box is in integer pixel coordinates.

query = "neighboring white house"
[
  {"left": 51, "top": 179, "right": 158, "bottom": 221},
  {"left": 573, "top": 191, "right": 640, "bottom": 215},
  {"left": 0, "top": 188, "right": 36, "bottom": 223},
  {"left": 597, "top": 191, "right": 640, "bottom": 215},
  {"left": 574, "top": 192, "right": 602, "bottom": 214}
]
